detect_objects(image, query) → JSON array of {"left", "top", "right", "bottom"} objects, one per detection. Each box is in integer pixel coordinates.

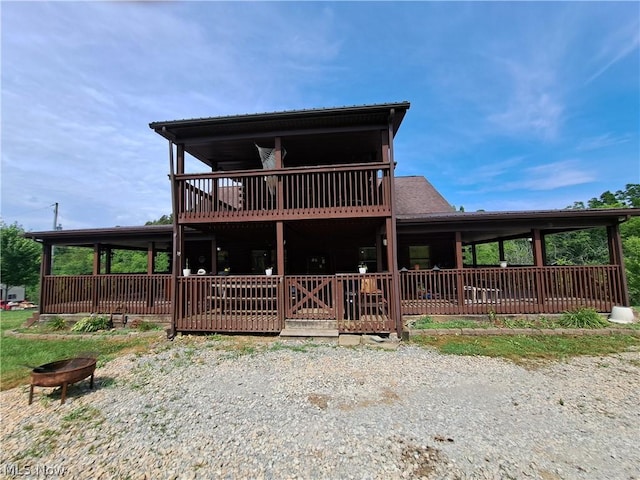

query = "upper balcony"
[
  {"left": 176, "top": 162, "right": 392, "bottom": 223},
  {"left": 150, "top": 103, "right": 411, "bottom": 224}
]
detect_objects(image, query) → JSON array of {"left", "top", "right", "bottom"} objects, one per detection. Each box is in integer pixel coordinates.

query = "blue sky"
[{"left": 2, "top": 1, "right": 638, "bottom": 231}]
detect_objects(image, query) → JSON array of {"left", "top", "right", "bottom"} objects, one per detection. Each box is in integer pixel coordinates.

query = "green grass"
[
  {"left": 0, "top": 311, "right": 161, "bottom": 390},
  {"left": 411, "top": 334, "right": 640, "bottom": 362}
]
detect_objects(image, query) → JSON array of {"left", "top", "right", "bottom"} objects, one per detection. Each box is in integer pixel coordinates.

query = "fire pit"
[{"left": 29, "top": 357, "right": 97, "bottom": 405}]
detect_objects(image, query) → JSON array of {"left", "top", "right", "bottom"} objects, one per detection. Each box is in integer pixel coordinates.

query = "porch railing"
[
  {"left": 40, "top": 266, "right": 625, "bottom": 330},
  {"left": 41, "top": 275, "right": 172, "bottom": 315},
  {"left": 284, "top": 274, "right": 395, "bottom": 333},
  {"left": 176, "top": 275, "right": 282, "bottom": 332},
  {"left": 176, "top": 163, "right": 391, "bottom": 223},
  {"left": 399, "top": 265, "right": 625, "bottom": 316}
]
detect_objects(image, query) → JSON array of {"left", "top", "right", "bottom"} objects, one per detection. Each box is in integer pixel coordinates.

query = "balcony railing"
[{"left": 176, "top": 163, "right": 391, "bottom": 223}]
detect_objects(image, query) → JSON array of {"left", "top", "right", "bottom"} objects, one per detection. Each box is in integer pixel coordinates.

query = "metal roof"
[{"left": 149, "top": 102, "right": 411, "bottom": 143}]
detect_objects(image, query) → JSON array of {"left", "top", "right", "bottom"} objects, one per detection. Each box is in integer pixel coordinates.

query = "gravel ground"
[{"left": 1, "top": 335, "right": 639, "bottom": 480}]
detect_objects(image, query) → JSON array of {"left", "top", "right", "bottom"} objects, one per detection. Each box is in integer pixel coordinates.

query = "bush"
[
  {"left": 412, "top": 316, "right": 433, "bottom": 329},
  {"left": 47, "top": 316, "right": 67, "bottom": 331},
  {"left": 559, "top": 308, "right": 608, "bottom": 329},
  {"left": 71, "top": 315, "right": 112, "bottom": 333},
  {"left": 136, "top": 321, "right": 161, "bottom": 332}
]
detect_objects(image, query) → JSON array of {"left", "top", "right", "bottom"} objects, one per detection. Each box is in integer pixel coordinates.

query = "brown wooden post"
[
  {"left": 275, "top": 137, "right": 284, "bottom": 212},
  {"left": 532, "top": 229, "right": 546, "bottom": 312},
  {"left": 146, "top": 242, "right": 156, "bottom": 308},
  {"left": 147, "top": 242, "right": 155, "bottom": 274},
  {"left": 104, "top": 247, "right": 112, "bottom": 274},
  {"left": 498, "top": 240, "right": 505, "bottom": 264},
  {"left": 93, "top": 244, "right": 101, "bottom": 275},
  {"left": 211, "top": 237, "right": 218, "bottom": 275},
  {"left": 471, "top": 244, "right": 477, "bottom": 267},
  {"left": 39, "top": 243, "right": 52, "bottom": 313},
  {"left": 92, "top": 243, "right": 101, "bottom": 311},
  {"left": 455, "top": 232, "right": 465, "bottom": 309},
  {"left": 532, "top": 229, "right": 544, "bottom": 266},
  {"left": 276, "top": 221, "right": 285, "bottom": 329},
  {"left": 382, "top": 119, "right": 402, "bottom": 336},
  {"left": 608, "top": 224, "right": 630, "bottom": 305},
  {"left": 454, "top": 232, "right": 464, "bottom": 269}
]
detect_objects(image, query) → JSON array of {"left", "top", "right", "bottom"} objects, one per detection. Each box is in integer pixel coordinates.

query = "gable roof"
[{"left": 395, "top": 176, "right": 454, "bottom": 215}]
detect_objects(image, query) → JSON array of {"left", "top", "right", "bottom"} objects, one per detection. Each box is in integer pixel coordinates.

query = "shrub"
[
  {"left": 47, "top": 316, "right": 67, "bottom": 331},
  {"left": 71, "top": 315, "right": 112, "bottom": 333},
  {"left": 559, "top": 308, "right": 608, "bottom": 329},
  {"left": 136, "top": 321, "right": 160, "bottom": 332},
  {"left": 412, "top": 316, "right": 433, "bottom": 329}
]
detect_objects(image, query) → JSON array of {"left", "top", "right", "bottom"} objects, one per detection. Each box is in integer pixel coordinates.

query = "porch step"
[
  {"left": 279, "top": 328, "right": 339, "bottom": 338},
  {"left": 284, "top": 319, "right": 338, "bottom": 330},
  {"left": 281, "top": 319, "right": 339, "bottom": 337}
]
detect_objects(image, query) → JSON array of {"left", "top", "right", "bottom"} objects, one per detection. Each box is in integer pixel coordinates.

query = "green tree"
[
  {"left": 0, "top": 222, "right": 41, "bottom": 300},
  {"left": 145, "top": 214, "right": 173, "bottom": 225},
  {"left": 52, "top": 246, "right": 93, "bottom": 275}
]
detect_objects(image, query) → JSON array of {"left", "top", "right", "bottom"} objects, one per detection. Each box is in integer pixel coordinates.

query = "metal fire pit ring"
[{"left": 29, "top": 357, "right": 97, "bottom": 405}]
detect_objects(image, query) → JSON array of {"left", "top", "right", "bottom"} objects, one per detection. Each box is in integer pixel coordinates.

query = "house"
[
  {"left": 25, "top": 102, "right": 639, "bottom": 336},
  {"left": 1, "top": 284, "right": 26, "bottom": 302}
]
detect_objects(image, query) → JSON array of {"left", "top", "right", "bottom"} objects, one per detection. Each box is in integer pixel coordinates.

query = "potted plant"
[
  {"left": 183, "top": 260, "right": 191, "bottom": 277},
  {"left": 265, "top": 266, "right": 273, "bottom": 276},
  {"left": 358, "top": 263, "right": 368, "bottom": 274}
]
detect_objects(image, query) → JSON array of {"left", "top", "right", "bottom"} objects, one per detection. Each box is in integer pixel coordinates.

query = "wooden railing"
[
  {"left": 40, "top": 266, "right": 625, "bottom": 330},
  {"left": 176, "top": 275, "right": 282, "bottom": 332},
  {"left": 399, "top": 265, "right": 625, "bottom": 316},
  {"left": 283, "top": 274, "right": 395, "bottom": 333},
  {"left": 41, "top": 275, "right": 172, "bottom": 315},
  {"left": 176, "top": 163, "right": 391, "bottom": 223}
]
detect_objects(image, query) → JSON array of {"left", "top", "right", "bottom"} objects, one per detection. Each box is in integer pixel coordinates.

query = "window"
[{"left": 409, "top": 245, "right": 431, "bottom": 270}]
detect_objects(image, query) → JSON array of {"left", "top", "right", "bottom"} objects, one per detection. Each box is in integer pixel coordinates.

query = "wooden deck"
[{"left": 40, "top": 265, "right": 626, "bottom": 333}]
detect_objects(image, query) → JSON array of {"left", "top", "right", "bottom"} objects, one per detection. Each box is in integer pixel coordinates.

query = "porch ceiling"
[
  {"left": 149, "top": 102, "right": 410, "bottom": 170},
  {"left": 397, "top": 208, "right": 640, "bottom": 244}
]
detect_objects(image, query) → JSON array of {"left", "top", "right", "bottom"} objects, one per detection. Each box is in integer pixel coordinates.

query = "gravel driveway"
[{"left": 1, "top": 336, "right": 639, "bottom": 480}]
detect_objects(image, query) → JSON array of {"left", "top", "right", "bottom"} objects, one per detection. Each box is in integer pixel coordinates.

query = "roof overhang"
[
  {"left": 149, "top": 102, "right": 411, "bottom": 170},
  {"left": 397, "top": 208, "right": 640, "bottom": 244}
]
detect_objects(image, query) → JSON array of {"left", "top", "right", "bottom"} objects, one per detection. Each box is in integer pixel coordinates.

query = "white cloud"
[{"left": 576, "top": 133, "right": 633, "bottom": 152}]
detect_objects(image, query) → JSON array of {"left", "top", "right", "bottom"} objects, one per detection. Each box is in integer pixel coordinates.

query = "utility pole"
[
  {"left": 51, "top": 203, "right": 59, "bottom": 272},
  {"left": 53, "top": 202, "right": 59, "bottom": 230}
]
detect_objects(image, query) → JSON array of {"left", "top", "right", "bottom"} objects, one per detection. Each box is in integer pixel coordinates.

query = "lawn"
[
  {"left": 411, "top": 334, "right": 640, "bottom": 363},
  {"left": 0, "top": 311, "right": 162, "bottom": 390}
]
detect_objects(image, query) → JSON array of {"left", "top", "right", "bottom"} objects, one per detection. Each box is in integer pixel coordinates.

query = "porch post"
[
  {"left": 498, "top": 240, "right": 505, "bottom": 263},
  {"left": 92, "top": 243, "right": 101, "bottom": 311},
  {"left": 471, "top": 244, "right": 477, "bottom": 267},
  {"left": 211, "top": 237, "right": 218, "bottom": 275},
  {"left": 608, "top": 224, "right": 630, "bottom": 305},
  {"left": 455, "top": 232, "right": 465, "bottom": 309},
  {"left": 275, "top": 137, "right": 284, "bottom": 211},
  {"left": 532, "top": 229, "right": 546, "bottom": 312},
  {"left": 93, "top": 243, "right": 101, "bottom": 275},
  {"left": 147, "top": 242, "right": 156, "bottom": 274},
  {"left": 39, "top": 243, "right": 52, "bottom": 314},
  {"left": 383, "top": 119, "right": 402, "bottom": 337},
  {"left": 532, "top": 229, "right": 544, "bottom": 266},
  {"left": 276, "top": 222, "right": 285, "bottom": 275},
  {"left": 104, "top": 247, "right": 112, "bottom": 274},
  {"left": 454, "top": 233, "right": 464, "bottom": 269},
  {"left": 276, "top": 221, "right": 285, "bottom": 329}
]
